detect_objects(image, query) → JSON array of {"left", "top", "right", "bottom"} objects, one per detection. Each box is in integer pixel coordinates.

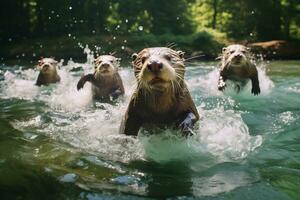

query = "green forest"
[{"left": 1, "top": 0, "right": 300, "bottom": 60}]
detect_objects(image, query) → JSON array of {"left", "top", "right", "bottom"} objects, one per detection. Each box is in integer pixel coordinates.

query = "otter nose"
[
  {"left": 42, "top": 64, "right": 50, "bottom": 69},
  {"left": 100, "top": 63, "right": 110, "bottom": 69},
  {"left": 235, "top": 54, "right": 242, "bottom": 59},
  {"left": 147, "top": 61, "right": 163, "bottom": 73}
]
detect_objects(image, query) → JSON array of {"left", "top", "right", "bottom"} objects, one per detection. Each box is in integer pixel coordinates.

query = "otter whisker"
[
  {"left": 185, "top": 54, "right": 204, "bottom": 62},
  {"left": 175, "top": 73, "right": 184, "bottom": 81},
  {"left": 171, "top": 80, "right": 176, "bottom": 95},
  {"left": 167, "top": 42, "right": 177, "bottom": 49}
]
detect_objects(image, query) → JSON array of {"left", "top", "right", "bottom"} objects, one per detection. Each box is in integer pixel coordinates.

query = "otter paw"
[
  {"left": 218, "top": 80, "right": 226, "bottom": 91},
  {"left": 77, "top": 80, "right": 84, "bottom": 90},
  {"left": 111, "top": 89, "right": 122, "bottom": 99},
  {"left": 179, "top": 119, "right": 194, "bottom": 137},
  {"left": 218, "top": 86, "right": 226, "bottom": 91},
  {"left": 218, "top": 84, "right": 226, "bottom": 91},
  {"left": 251, "top": 86, "right": 261, "bottom": 95}
]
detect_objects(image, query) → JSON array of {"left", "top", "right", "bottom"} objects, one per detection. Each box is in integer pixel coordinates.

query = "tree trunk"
[{"left": 212, "top": 0, "right": 218, "bottom": 29}]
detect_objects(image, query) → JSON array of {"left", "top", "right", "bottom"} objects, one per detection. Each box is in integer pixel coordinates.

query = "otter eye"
[
  {"left": 230, "top": 50, "right": 235, "bottom": 54},
  {"left": 164, "top": 55, "right": 171, "bottom": 61},
  {"left": 141, "top": 56, "right": 147, "bottom": 64}
]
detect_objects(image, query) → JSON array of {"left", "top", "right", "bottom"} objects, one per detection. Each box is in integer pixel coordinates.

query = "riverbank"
[{"left": 1, "top": 32, "right": 300, "bottom": 63}]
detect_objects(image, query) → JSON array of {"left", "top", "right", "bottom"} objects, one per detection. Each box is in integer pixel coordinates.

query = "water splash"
[
  {"left": 3, "top": 58, "right": 262, "bottom": 166},
  {"left": 140, "top": 106, "right": 262, "bottom": 167},
  {"left": 189, "top": 63, "right": 274, "bottom": 97}
]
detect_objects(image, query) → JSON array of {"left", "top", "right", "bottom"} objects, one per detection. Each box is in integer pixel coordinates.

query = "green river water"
[{"left": 0, "top": 59, "right": 299, "bottom": 200}]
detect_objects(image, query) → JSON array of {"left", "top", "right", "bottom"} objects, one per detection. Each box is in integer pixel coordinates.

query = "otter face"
[
  {"left": 132, "top": 47, "right": 185, "bottom": 91},
  {"left": 37, "top": 58, "right": 58, "bottom": 74},
  {"left": 94, "top": 55, "right": 120, "bottom": 77},
  {"left": 222, "top": 44, "right": 250, "bottom": 67}
]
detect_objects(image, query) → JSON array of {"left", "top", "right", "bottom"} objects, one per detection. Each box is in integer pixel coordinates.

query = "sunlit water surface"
[{"left": 0, "top": 58, "right": 299, "bottom": 199}]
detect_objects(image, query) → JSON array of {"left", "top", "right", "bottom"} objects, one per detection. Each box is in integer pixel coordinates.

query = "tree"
[
  {"left": 145, "top": 0, "right": 194, "bottom": 34},
  {"left": 0, "top": 0, "right": 31, "bottom": 42}
]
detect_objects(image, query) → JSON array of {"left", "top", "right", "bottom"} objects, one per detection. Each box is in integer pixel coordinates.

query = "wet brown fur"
[
  {"left": 77, "top": 55, "right": 124, "bottom": 101},
  {"left": 36, "top": 58, "right": 60, "bottom": 86},
  {"left": 218, "top": 44, "right": 260, "bottom": 95},
  {"left": 120, "top": 47, "right": 199, "bottom": 136}
]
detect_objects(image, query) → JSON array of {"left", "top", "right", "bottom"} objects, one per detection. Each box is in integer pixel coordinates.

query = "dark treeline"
[{"left": 0, "top": 0, "right": 300, "bottom": 44}]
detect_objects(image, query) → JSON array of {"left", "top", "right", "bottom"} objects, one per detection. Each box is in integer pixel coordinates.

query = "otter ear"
[
  {"left": 116, "top": 58, "right": 121, "bottom": 68},
  {"left": 37, "top": 59, "right": 43, "bottom": 67},
  {"left": 222, "top": 47, "right": 227, "bottom": 53},
  {"left": 131, "top": 53, "right": 138, "bottom": 61},
  {"left": 177, "top": 51, "right": 185, "bottom": 59}
]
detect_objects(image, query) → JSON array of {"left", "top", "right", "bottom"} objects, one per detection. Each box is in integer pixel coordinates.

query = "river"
[{"left": 0, "top": 58, "right": 299, "bottom": 199}]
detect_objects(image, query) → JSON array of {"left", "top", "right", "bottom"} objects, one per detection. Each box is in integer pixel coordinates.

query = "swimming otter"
[
  {"left": 77, "top": 55, "right": 125, "bottom": 101},
  {"left": 119, "top": 47, "right": 199, "bottom": 137},
  {"left": 36, "top": 58, "right": 60, "bottom": 86},
  {"left": 217, "top": 44, "right": 260, "bottom": 95}
]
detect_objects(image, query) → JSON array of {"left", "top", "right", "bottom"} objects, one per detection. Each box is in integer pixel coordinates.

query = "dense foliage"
[{"left": 1, "top": 0, "right": 299, "bottom": 44}]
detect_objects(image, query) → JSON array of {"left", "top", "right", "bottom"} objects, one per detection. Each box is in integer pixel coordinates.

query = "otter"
[
  {"left": 77, "top": 55, "right": 125, "bottom": 101},
  {"left": 119, "top": 47, "right": 199, "bottom": 137},
  {"left": 36, "top": 58, "right": 60, "bottom": 86},
  {"left": 217, "top": 44, "right": 260, "bottom": 95}
]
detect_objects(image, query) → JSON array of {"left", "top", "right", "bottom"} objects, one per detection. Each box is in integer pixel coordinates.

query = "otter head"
[
  {"left": 132, "top": 47, "right": 185, "bottom": 92},
  {"left": 222, "top": 44, "right": 250, "bottom": 67},
  {"left": 37, "top": 58, "right": 58, "bottom": 74},
  {"left": 94, "top": 55, "right": 120, "bottom": 78}
]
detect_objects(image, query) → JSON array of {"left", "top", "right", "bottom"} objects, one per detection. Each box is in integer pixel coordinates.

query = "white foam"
[
  {"left": 45, "top": 67, "right": 93, "bottom": 111},
  {"left": 278, "top": 111, "right": 295, "bottom": 125},
  {"left": 139, "top": 106, "right": 262, "bottom": 166},
  {"left": 188, "top": 68, "right": 221, "bottom": 96},
  {"left": 188, "top": 63, "right": 274, "bottom": 97},
  {"left": 1, "top": 70, "right": 39, "bottom": 100},
  {"left": 7, "top": 58, "right": 262, "bottom": 166}
]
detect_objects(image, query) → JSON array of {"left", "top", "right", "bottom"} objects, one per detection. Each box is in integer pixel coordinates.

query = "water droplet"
[
  {"left": 250, "top": 33, "right": 253, "bottom": 36},
  {"left": 125, "top": 19, "right": 129, "bottom": 23},
  {"left": 113, "top": 36, "right": 116, "bottom": 40},
  {"left": 124, "top": 40, "right": 127, "bottom": 43},
  {"left": 121, "top": 46, "right": 125, "bottom": 50},
  {"left": 59, "top": 173, "right": 77, "bottom": 183},
  {"left": 92, "top": 30, "right": 96, "bottom": 34},
  {"left": 138, "top": 26, "right": 143, "bottom": 31},
  {"left": 251, "top": 11, "right": 255, "bottom": 14},
  {"left": 68, "top": 33, "right": 71, "bottom": 37},
  {"left": 69, "top": 6, "right": 72, "bottom": 10}
]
